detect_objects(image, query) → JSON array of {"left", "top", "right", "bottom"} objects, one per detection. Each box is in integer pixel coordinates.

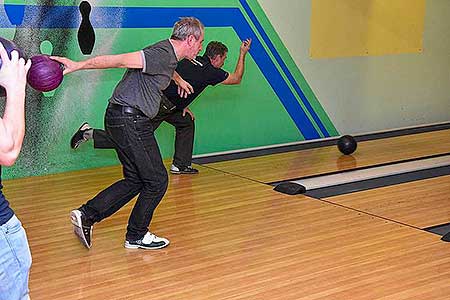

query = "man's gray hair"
[{"left": 171, "top": 17, "right": 204, "bottom": 41}]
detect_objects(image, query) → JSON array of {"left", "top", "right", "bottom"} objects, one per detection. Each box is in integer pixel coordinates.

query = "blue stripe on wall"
[
  {"left": 239, "top": 0, "right": 330, "bottom": 137},
  {"left": 1, "top": 5, "right": 323, "bottom": 139}
]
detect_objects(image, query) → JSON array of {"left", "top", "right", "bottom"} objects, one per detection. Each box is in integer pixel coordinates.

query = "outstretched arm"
[
  {"left": 221, "top": 38, "right": 251, "bottom": 85},
  {"left": 51, "top": 51, "right": 143, "bottom": 75},
  {"left": 0, "top": 43, "right": 31, "bottom": 166}
]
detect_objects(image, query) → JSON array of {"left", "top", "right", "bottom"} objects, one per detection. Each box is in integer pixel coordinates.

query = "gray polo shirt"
[{"left": 109, "top": 39, "right": 178, "bottom": 118}]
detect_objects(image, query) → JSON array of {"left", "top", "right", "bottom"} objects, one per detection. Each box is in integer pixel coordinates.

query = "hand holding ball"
[
  {"left": 0, "top": 37, "right": 64, "bottom": 94},
  {"left": 0, "top": 37, "right": 26, "bottom": 68},
  {"left": 0, "top": 37, "right": 27, "bottom": 97}
]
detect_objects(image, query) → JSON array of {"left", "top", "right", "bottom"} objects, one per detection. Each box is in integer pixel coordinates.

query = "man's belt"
[{"left": 108, "top": 103, "right": 146, "bottom": 116}]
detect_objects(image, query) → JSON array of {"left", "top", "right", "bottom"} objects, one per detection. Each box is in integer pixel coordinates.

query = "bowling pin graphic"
[
  {"left": 77, "top": 1, "right": 95, "bottom": 55},
  {"left": 40, "top": 40, "right": 56, "bottom": 97}
]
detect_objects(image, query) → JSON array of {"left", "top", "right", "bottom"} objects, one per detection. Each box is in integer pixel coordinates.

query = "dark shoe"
[
  {"left": 441, "top": 231, "right": 450, "bottom": 242},
  {"left": 170, "top": 164, "right": 199, "bottom": 175},
  {"left": 124, "top": 232, "right": 170, "bottom": 250},
  {"left": 70, "top": 209, "right": 93, "bottom": 249},
  {"left": 70, "top": 122, "right": 92, "bottom": 149}
]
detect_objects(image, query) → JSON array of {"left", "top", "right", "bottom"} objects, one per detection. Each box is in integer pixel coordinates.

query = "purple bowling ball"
[
  {"left": 27, "top": 55, "right": 64, "bottom": 92},
  {"left": 0, "top": 37, "right": 26, "bottom": 97}
]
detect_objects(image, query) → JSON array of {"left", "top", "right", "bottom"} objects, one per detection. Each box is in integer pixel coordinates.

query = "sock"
[{"left": 83, "top": 128, "right": 94, "bottom": 140}]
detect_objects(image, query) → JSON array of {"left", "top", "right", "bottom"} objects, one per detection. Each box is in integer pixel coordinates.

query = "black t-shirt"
[{"left": 163, "top": 55, "right": 229, "bottom": 110}]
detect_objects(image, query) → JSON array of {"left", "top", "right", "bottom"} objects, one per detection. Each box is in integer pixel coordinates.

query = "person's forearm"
[
  {"left": 76, "top": 55, "right": 129, "bottom": 71},
  {"left": 221, "top": 52, "right": 248, "bottom": 85},
  {"left": 53, "top": 51, "right": 142, "bottom": 75},
  {"left": 232, "top": 53, "right": 246, "bottom": 82},
  {"left": 227, "top": 38, "right": 251, "bottom": 84},
  {"left": 0, "top": 90, "right": 25, "bottom": 165},
  {"left": 172, "top": 71, "right": 181, "bottom": 83}
]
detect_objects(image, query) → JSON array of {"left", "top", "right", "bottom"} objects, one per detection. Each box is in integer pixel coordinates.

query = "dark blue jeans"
[{"left": 81, "top": 105, "right": 168, "bottom": 241}]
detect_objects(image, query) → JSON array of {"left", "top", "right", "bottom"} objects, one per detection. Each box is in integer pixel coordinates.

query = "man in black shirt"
[{"left": 71, "top": 39, "right": 251, "bottom": 174}]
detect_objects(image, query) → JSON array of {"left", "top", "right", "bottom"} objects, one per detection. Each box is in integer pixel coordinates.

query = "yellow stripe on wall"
[{"left": 310, "top": 0, "right": 426, "bottom": 58}]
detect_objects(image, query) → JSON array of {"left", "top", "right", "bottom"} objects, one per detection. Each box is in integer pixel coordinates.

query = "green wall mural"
[{"left": 0, "top": 0, "right": 337, "bottom": 179}]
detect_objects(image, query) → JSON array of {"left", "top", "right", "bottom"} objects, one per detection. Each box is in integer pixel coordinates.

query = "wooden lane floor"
[
  {"left": 203, "top": 129, "right": 450, "bottom": 183},
  {"left": 4, "top": 163, "right": 450, "bottom": 299},
  {"left": 323, "top": 174, "right": 450, "bottom": 229}
]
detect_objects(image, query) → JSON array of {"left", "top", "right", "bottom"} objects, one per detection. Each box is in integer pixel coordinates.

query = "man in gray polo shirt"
[{"left": 52, "top": 17, "right": 204, "bottom": 250}]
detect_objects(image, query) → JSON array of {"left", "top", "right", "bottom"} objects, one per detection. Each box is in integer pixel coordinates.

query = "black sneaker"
[
  {"left": 70, "top": 209, "right": 93, "bottom": 249},
  {"left": 70, "top": 122, "right": 92, "bottom": 149},
  {"left": 441, "top": 231, "right": 450, "bottom": 242},
  {"left": 170, "top": 164, "right": 199, "bottom": 175},
  {"left": 124, "top": 232, "right": 170, "bottom": 250}
]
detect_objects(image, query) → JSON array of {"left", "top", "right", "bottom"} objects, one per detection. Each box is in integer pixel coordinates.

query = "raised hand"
[{"left": 240, "top": 38, "right": 252, "bottom": 54}]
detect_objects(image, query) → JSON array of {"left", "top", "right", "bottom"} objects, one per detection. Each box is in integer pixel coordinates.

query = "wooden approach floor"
[
  {"left": 4, "top": 129, "right": 450, "bottom": 299},
  {"left": 325, "top": 175, "right": 450, "bottom": 229}
]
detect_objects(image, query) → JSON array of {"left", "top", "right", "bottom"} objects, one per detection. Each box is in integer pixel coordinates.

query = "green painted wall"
[{"left": 0, "top": 1, "right": 337, "bottom": 179}]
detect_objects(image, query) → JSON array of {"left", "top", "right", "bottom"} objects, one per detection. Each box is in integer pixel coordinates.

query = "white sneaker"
[
  {"left": 170, "top": 164, "right": 180, "bottom": 174},
  {"left": 70, "top": 122, "right": 92, "bottom": 149},
  {"left": 170, "top": 164, "right": 199, "bottom": 174},
  {"left": 70, "top": 209, "right": 93, "bottom": 249},
  {"left": 124, "top": 232, "right": 170, "bottom": 250}
]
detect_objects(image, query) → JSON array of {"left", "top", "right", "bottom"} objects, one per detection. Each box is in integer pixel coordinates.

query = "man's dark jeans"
[
  {"left": 81, "top": 105, "right": 168, "bottom": 241},
  {"left": 152, "top": 104, "right": 194, "bottom": 168},
  {"left": 94, "top": 101, "right": 195, "bottom": 168}
]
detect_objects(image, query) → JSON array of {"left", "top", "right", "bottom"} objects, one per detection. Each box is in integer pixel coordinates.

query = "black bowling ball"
[{"left": 337, "top": 135, "right": 357, "bottom": 155}]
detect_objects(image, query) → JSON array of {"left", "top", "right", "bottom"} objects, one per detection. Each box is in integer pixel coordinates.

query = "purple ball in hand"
[{"left": 27, "top": 55, "right": 64, "bottom": 92}]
